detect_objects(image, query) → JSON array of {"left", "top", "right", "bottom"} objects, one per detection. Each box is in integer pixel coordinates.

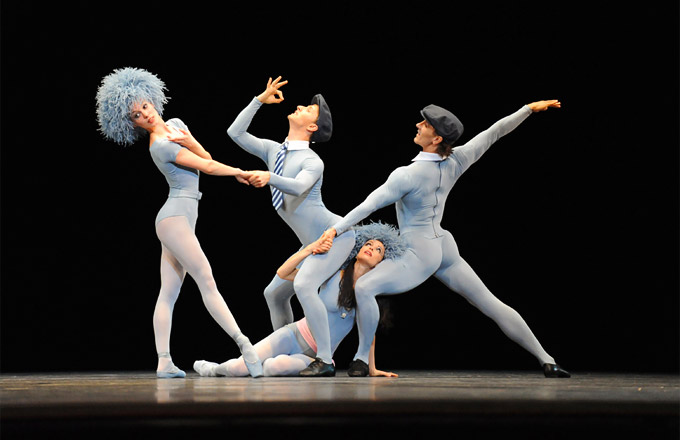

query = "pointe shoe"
[
  {"left": 543, "top": 363, "right": 571, "bottom": 378},
  {"left": 193, "top": 360, "right": 219, "bottom": 377},
  {"left": 238, "top": 342, "right": 263, "bottom": 378},
  {"left": 156, "top": 363, "right": 186, "bottom": 379},
  {"left": 347, "top": 359, "right": 369, "bottom": 377},
  {"left": 299, "top": 358, "right": 335, "bottom": 377}
]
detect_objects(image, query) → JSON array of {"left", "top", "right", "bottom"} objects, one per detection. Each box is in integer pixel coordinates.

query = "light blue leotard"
[
  {"left": 150, "top": 118, "right": 202, "bottom": 227},
  {"left": 332, "top": 106, "right": 558, "bottom": 366},
  {"left": 228, "top": 98, "right": 356, "bottom": 365},
  {"left": 285, "top": 270, "right": 356, "bottom": 358}
]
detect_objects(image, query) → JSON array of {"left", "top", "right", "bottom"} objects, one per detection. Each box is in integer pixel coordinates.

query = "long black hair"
[{"left": 337, "top": 257, "right": 393, "bottom": 330}]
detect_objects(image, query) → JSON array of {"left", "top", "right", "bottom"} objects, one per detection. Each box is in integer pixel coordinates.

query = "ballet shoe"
[
  {"left": 244, "top": 357, "right": 264, "bottom": 378},
  {"left": 236, "top": 335, "right": 264, "bottom": 378},
  {"left": 156, "top": 363, "right": 186, "bottom": 379},
  {"left": 240, "top": 344, "right": 263, "bottom": 378},
  {"left": 543, "top": 363, "right": 571, "bottom": 378},
  {"left": 193, "top": 360, "right": 218, "bottom": 377},
  {"left": 299, "top": 358, "right": 335, "bottom": 377},
  {"left": 347, "top": 359, "right": 369, "bottom": 377}
]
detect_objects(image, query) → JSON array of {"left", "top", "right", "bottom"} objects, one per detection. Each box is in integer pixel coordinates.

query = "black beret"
[
  {"left": 310, "top": 94, "right": 332, "bottom": 143},
  {"left": 420, "top": 104, "right": 464, "bottom": 145}
]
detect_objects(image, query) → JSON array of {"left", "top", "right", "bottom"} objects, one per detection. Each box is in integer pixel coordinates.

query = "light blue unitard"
[
  {"left": 332, "top": 106, "right": 558, "bottom": 366},
  {"left": 151, "top": 119, "right": 261, "bottom": 377},
  {"left": 227, "top": 98, "right": 356, "bottom": 365}
]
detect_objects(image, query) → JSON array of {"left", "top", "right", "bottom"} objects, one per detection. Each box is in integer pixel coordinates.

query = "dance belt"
[{"left": 168, "top": 188, "right": 202, "bottom": 200}]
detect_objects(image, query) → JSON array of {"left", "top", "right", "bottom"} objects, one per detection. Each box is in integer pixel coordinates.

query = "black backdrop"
[{"left": 1, "top": 2, "right": 677, "bottom": 374}]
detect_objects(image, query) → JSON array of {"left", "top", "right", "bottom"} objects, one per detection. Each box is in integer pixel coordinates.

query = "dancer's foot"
[
  {"left": 193, "top": 360, "right": 219, "bottom": 377},
  {"left": 236, "top": 334, "right": 263, "bottom": 378},
  {"left": 347, "top": 359, "right": 369, "bottom": 377},
  {"left": 156, "top": 362, "right": 186, "bottom": 378},
  {"left": 157, "top": 352, "right": 186, "bottom": 378},
  {"left": 299, "top": 358, "right": 335, "bottom": 377},
  {"left": 543, "top": 363, "right": 571, "bottom": 378}
]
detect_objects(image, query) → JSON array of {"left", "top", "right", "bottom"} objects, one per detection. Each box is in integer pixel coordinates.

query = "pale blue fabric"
[
  {"left": 150, "top": 119, "right": 202, "bottom": 226},
  {"left": 228, "top": 98, "right": 355, "bottom": 364},
  {"left": 332, "top": 106, "right": 557, "bottom": 366}
]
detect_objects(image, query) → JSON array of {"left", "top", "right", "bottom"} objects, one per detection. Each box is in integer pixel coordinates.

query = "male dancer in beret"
[
  {"left": 227, "top": 77, "right": 355, "bottom": 376},
  {"left": 322, "top": 99, "right": 571, "bottom": 378}
]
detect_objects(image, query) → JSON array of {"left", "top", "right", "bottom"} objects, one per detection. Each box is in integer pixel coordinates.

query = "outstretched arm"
[
  {"left": 332, "top": 167, "right": 413, "bottom": 236},
  {"left": 175, "top": 148, "right": 251, "bottom": 183},
  {"left": 276, "top": 236, "right": 333, "bottom": 281},
  {"left": 452, "top": 99, "right": 560, "bottom": 172}
]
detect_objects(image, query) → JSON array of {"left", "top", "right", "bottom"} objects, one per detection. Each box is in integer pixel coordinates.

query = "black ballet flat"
[
  {"left": 543, "top": 363, "right": 571, "bottom": 378},
  {"left": 347, "top": 359, "right": 369, "bottom": 377},
  {"left": 299, "top": 358, "right": 336, "bottom": 377}
]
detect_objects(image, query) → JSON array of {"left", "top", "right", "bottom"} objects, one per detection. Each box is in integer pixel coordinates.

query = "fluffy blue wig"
[
  {"left": 343, "top": 222, "right": 407, "bottom": 268},
  {"left": 96, "top": 67, "right": 169, "bottom": 146}
]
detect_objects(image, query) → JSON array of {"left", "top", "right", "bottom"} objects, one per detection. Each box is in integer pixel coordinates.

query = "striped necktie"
[{"left": 271, "top": 141, "right": 288, "bottom": 210}]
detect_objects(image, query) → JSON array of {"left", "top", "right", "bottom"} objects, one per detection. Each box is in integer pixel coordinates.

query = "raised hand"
[
  {"left": 256, "top": 76, "right": 288, "bottom": 104},
  {"left": 527, "top": 100, "right": 561, "bottom": 112}
]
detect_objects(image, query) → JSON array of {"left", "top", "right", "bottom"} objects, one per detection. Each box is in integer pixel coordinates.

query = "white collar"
[
  {"left": 284, "top": 139, "right": 310, "bottom": 151},
  {"left": 412, "top": 151, "right": 444, "bottom": 162}
]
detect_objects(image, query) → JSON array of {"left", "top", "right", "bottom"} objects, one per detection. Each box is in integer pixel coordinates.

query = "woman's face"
[
  {"left": 130, "top": 101, "right": 159, "bottom": 131},
  {"left": 356, "top": 239, "right": 385, "bottom": 268},
  {"left": 414, "top": 119, "right": 440, "bottom": 148}
]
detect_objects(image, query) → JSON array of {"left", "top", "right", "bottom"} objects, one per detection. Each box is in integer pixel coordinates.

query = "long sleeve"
[
  {"left": 268, "top": 155, "right": 324, "bottom": 197},
  {"left": 452, "top": 105, "right": 532, "bottom": 173},
  {"left": 226, "top": 97, "right": 272, "bottom": 163},
  {"left": 333, "top": 166, "right": 413, "bottom": 235}
]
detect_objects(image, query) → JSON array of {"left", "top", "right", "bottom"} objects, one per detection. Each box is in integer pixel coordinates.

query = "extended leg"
[
  {"left": 435, "top": 232, "right": 556, "bottom": 366},
  {"left": 195, "top": 327, "right": 306, "bottom": 377},
  {"left": 294, "top": 230, "right": 355, "bottom": 364},
  {"left": 156, "top": 216, "right": 262, "bottom": 377}
]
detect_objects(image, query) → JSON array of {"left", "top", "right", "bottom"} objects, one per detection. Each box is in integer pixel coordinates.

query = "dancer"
[
  {"left": 96, "top": 67, "right": 263, "bottom": 378},
  {"left": 227, "top": 76, "right": 355, "bottom": 376},
  {"left": 194, "top": 223, "right": 405, "bottom": 377},
  {"left": 321, "top": 100, "right": 571, "bottom": 378}
]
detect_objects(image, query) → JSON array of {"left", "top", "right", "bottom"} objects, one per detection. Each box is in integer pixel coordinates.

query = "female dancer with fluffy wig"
[
  {"left": 96, "top": 67, "right": 263, "bottom": 378},
  {"left": 193, "top": 222, "right": 405, "bottom": 377}
]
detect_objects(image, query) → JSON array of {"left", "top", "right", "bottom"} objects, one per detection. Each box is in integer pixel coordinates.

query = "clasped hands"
[{"left": 309, "top": 228, "right": 337, "bottom": 255}]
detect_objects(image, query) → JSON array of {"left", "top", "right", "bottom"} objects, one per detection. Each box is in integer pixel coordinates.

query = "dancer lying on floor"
[
  {"left": 193, "top": 222, "right": 405, "bottom": 377},
  {"left": 96, "top": 67, "right": 263, "bottom": 378}
]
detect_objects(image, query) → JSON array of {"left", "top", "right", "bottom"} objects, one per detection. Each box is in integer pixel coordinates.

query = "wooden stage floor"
[{"left": 1, "top": 370, "right": 678, "bottom": 439}]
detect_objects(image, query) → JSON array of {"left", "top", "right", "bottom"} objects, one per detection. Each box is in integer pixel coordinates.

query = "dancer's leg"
[
  {"left": 352, "top": 237, "right": 442, "bottom": 363},
  {"left": 263, "top": 354, "right": 314, "bottom": 376},
  {"left": 154, "top": 244, "right": 185, "bottom": 374},
  {"left": 263, "top": 275, "right": 295, "bottom": 330},
  {"left": 198, "top": 327, "right": 304, "bottom": 377},
  {"left": 434, "top": 231, "right": 555, "bottom": 365},
  {"left": 156, "top": 216, "right": 262, "bottom": 376},
  {"left": 293, "top": 231, "right": 355, "bottom": 364}
]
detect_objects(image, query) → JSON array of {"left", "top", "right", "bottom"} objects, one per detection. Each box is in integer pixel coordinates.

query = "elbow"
[
  {"left": 276, "top": 270, "right": 294, "bottom": 282},
  {"left": 204, "top": 160, "right": 220, "bottom": 175},
  {"left": 226, "top": 124, "right": 240, "bottom": 140}
]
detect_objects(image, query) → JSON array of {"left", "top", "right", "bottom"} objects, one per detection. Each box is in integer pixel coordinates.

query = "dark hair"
[
  {"left": 437, "top": 140, "right": 453, "bottom": 158},
  {"left": 337, "top": 258, "right": 393, "bottom": 329}
]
